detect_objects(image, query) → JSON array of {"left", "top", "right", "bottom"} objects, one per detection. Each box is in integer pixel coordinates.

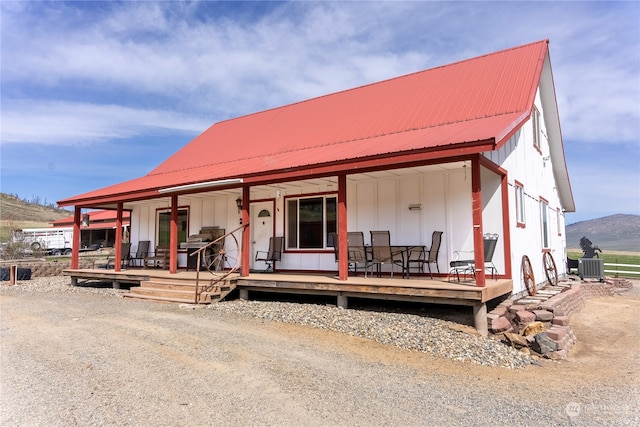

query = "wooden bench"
[{"left": 144, "top": 246, "right": 169, "bottom": 269}]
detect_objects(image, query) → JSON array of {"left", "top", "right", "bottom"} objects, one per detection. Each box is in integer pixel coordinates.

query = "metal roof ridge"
[{"left": 213, "top": 40, "right": 550, "bottom": 127}]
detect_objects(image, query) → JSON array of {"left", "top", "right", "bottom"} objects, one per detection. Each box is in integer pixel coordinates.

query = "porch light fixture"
[
  {"left": 408, "top": 204, "right": 422, "bottom": 211},
  {"left": 158, "top": 178, "right": 244, "bottom": 194},
  {"left": 236, "top": 197, "right": 243, "bottom": 212}
]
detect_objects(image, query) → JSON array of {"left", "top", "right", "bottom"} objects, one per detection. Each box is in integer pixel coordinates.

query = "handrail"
[{"left": 191, "top": 223, "right": 248, "bottom": 303}]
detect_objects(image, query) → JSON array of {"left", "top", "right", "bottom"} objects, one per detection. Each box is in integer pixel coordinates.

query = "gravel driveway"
[{"left": 1, "top": 277, "right": 638, "bottom": 426}]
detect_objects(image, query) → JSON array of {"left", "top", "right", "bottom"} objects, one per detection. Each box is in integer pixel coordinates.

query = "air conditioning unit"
[{"left": 578, "top": 258, "right": 604, "bottom": 281}]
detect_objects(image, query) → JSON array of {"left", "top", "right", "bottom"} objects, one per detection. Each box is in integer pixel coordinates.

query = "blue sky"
[{"left": 1, "top": 1, "right": 638, "bottom": 225}]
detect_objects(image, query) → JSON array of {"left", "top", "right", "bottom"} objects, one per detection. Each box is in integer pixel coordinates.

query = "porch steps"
[{"left": 124, "top": 277, "right": 236, "bottom": 304}]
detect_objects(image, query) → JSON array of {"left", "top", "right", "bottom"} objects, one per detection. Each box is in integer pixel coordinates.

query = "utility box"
[{"left": 578, "top": 258, "right": 604, "bottom": 281}]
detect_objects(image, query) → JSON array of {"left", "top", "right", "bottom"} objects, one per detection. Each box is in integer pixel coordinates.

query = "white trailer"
[{"left": 13, "top": 227, "right": 74, "bottom": 255}]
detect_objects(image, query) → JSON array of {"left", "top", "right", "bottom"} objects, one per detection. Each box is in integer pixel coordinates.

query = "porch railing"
[{"left": 191, "top": 223, "right": 248, "bottom": 303}]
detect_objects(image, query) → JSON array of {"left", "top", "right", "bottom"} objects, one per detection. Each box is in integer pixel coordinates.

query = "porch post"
[
  {"left": 471, "top": 155, "right": 486, "bottom": 287},
  {"left": 241, "top": 186, "right": 250, "bottom": 277},
  {"left": 479, "top": 155, "right": 511, "bottom": 280},
  {"left": 473, "top": 303, "right": 488, "bottom": 336},
  {"left": 114, "top": 203, "right": 124, "bottom": 272},
  {"left": 170, "top": 195, "right": 178, "bottom": 274},
  {"left": 71, "top": 206, "right": 81, "bottom": 269},
  {"left": 337, "top": 173, "right": 348, "bottom": 280}
]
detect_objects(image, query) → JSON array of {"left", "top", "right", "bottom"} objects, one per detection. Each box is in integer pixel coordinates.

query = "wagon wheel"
[
  {"left": 543, "top": 252, "right": 558, "bottom": 287},
  {"left": 204, "top": 232, "right": 240, "bottom": 280},
  {"left": 521, "top": 255, "right": 536, "bottom": 296}
]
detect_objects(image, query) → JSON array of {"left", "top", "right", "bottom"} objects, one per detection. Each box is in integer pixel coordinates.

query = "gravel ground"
[
  {"left": 1, "top": 276, "right": 638, "bottom": 426},
  {"left": 208, "top": 300, "right": 532, "bottom": 369}
]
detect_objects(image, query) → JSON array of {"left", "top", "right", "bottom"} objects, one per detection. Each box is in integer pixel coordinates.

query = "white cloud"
[
  {"left": 1, "top": 1, "right": 638, "bottom": 148},
  {"left": 1, "top": 100, "right": 209, "bottom": 145}
]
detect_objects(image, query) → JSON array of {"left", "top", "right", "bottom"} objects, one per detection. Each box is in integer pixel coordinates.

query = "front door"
[{"left": 251, "top": 201, "right": 274, "bottom": 271}]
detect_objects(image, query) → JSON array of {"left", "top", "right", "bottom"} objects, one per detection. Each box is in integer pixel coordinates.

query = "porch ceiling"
[{"left": 118, "top": 162, "right": 467, "bottom": 209}]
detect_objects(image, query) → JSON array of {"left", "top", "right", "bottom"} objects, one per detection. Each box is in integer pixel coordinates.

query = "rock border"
[{"left": 488, "top": 276, "right": 633, "bottom": 359}]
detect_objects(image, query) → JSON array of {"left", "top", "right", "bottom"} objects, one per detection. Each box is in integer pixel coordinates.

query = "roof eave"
[{"left": 58, "top": 140, "right": 495, "bottom": 208}]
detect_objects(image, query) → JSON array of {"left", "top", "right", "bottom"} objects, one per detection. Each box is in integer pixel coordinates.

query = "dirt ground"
[{"left": 1, "top": 281, "right": 639, "bottom": 426}]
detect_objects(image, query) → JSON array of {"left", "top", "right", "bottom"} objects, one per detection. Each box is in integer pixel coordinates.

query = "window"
[
  {"left": 157, "top": 208, "right": 189, "bottom": 247},
  {"left": 515, "top": 181, "right": 525, "bottom": 227},
  {"left": 540, "top": 198, "right": 549, "bottom": 249},
  {"left": 532, "top": 107, "right": 541, "bottom": 151},
  {"left": 286, "top": 195, "right": 337, "bottom": 249}
]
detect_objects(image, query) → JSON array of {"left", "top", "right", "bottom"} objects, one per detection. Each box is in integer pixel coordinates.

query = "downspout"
[
  {"left": 241, "top": 186, "right": 250, "bottom": 277},
  {"left": 471, "top": 155, "right": 486, "bottom": 287},
  {"left": 170, "top": 195, "right": 178, "bottom": 274},
  {"left": 500, "top": 172, "right": 512, "bottom": 279},
  {"left": 71, "top": 207, "right": 81, "bottom": 269},
  {"left": 114, "top": 203, "right": 123, "bottom": 272},
  {"left": 337, "top": 173, "right": 348, "bottom": 280}
]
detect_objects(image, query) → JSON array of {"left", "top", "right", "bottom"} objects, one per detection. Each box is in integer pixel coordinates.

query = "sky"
[{"left": 1, "top": 1, "right": 639, "bottom": 225}]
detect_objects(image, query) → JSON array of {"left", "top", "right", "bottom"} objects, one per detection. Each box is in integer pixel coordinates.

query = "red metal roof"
[
  {"left": 51, "top": 210, "right": 130, "bottom": 227},
  {"left": 59, "top": 40, "right": 549, "bottom": 207},
  {"left": 78, "top": 220, "right": 122, "bottom": 230}
]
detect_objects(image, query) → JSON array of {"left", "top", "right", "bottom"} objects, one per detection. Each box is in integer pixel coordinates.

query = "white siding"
[{"left": 485, "top": 86, "right": 568, "bottom": 295}]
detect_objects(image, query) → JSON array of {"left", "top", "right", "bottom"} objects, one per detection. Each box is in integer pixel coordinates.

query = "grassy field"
[{"left": 567, "top": 250, "right": 640, "bottom": 279}]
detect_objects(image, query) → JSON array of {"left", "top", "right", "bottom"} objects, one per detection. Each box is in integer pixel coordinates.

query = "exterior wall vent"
[{"left": 578, "top": 258, "right": 604, "bottom": 281}]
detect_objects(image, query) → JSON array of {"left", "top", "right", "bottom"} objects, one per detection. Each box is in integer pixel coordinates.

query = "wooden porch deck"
[
  {"left": 63, "top": 268, "right": 512, "bottom": 334},
  {"left": 63, "top": 268, "right": 511, "bottom": 304},
  {"left": 237, "top": 273, "right": 512, "bottom": 306}
]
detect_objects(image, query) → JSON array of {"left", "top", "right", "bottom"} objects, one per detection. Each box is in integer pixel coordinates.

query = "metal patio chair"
[
  {"left": 255, "top": 236, "right": 284, "bottom": 272},
  {"left": 449, "top": 233, "right": 499, "bottom": 281},
  {"left": 407, "top": 231, "right": 443, "bottom": 279},
  {"left": 347, "top": 231, "right": 373, "bottom": 277},
  {"left": 129, "top": 240, "right": 150, "bottom": 268},
  {"left": 369, "top": 230, "right": 405, "bottom": 278}
]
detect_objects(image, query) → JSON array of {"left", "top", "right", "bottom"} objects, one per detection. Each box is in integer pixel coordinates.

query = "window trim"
[
  {"left": 515, "top": 180, "right": 526, "bottom": 228},
  {"left": 285, "top": 193, "right": 337, "bottom": 251},
  {"left": 540, "top": 197, "right": 549, "bottom": 249},
  {"left": 532, "top": 106, "right": 542, "bottom": 154}
]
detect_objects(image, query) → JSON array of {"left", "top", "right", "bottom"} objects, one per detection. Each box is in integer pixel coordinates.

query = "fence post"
[{"left": 9, "top": 265, "right": 17, "bottom": 285}]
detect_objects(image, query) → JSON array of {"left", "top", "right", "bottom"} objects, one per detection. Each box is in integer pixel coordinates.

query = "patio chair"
[
  {"left": 449, "top": 233, "right": 499, "bottom": 281},
  {"left": 94, "top": 242, "right": 131, "bottom": 269},
  {"left": 129, "top": 240, "right": 150, "bottom": 268},
  {"left": 407, "top": 231, "right": 443, "bottom": 279},
  {"left": 328, "top": 232, "right": 339, "bottom": 262},
  {"left": 369, "top": 231, "right": 405, "bottom": 278},
  {"left": 255, "top": 236, "right": 284, "bottom": 272},
  {"left": 347, "top": 232, "right": 373, "bottom": 277}
]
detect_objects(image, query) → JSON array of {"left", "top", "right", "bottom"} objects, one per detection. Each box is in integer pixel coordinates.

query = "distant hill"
[
  {"left": 0, "top": 193, "right": 71, "bottom": 225},
  {"left": 566, "top": 214, "right": 640, "bottom": 252}
]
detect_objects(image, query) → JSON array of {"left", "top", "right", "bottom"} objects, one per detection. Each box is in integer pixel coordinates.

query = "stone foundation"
[{"left": 0, "top": 259, "right": 95, "bottom": 278}]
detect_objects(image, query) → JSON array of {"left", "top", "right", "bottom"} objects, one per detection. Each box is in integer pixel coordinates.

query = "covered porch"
[{"left": 63, "top": 267, "right": 513, "bottom": 335}]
